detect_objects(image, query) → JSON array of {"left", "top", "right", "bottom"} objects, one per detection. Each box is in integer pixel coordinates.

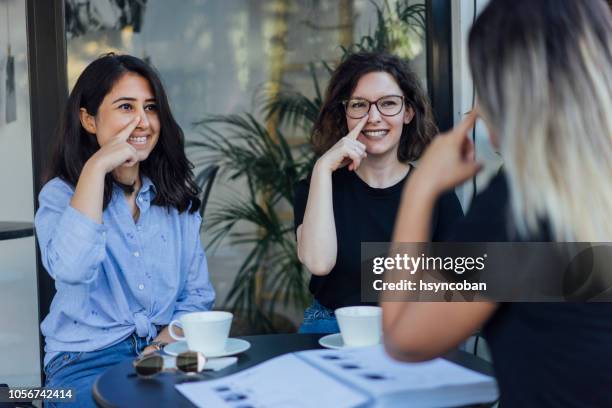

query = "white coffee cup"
[
  {"left": 168, "top": 311, "right": 233, "bottom": 355},
  {"left": 335, "top": 306, "right": 382, "bottom": 347}
]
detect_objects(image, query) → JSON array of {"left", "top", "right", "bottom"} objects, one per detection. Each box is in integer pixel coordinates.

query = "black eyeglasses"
[
  {"left": 342, "top": 95, "right": 404, "bottom": 119},
  {"left": 132, "top": 351, "right": 207, "bottom": 378}
]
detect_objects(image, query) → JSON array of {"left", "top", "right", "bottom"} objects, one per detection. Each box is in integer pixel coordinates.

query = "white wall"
[{"left": 0, "top": 0, "right": 41, "bottom": 387}]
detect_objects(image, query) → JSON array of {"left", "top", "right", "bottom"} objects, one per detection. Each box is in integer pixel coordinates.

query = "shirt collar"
[
  {"left": 139, "top": 176, "right": 157, "bottom": 200},
  {"left": 110, "top": 175, "right": 157, "bottom": 203}
]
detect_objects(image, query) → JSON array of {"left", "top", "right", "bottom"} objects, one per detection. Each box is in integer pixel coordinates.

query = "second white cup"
[
  {"left": 335, "top": 306, "right": 382, "bottom": 347},
  {"left": 168, "top": 311, "right": 233, "bottom": 355}
]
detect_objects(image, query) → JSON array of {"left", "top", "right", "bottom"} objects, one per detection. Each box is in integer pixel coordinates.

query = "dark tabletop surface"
[
  {"left": 0, "top": 222, "right": 34, "bottom": 241},
  {"left": 93, "top": 333, "right": 495, "bottom": 408}
]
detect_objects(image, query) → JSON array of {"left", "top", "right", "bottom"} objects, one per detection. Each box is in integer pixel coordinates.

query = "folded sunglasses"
[{"left": 132, "top": 351, "right": 207, "bottom": 378}]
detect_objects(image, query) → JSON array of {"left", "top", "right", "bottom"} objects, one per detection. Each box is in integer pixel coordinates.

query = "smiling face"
[
  {"left": 346, "top": 71, "right": 414, "bottom": 159},
  {"left": 80, "top": 72, "right": 160, "bottom": 163}
]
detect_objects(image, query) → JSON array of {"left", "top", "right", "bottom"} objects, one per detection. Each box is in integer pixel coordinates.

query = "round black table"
[
  {"left": 93, "top": 334, "right": 495, "bottom": 408},
  {"left": 0, "top": 222, "right": 34, "bottom": 241}
]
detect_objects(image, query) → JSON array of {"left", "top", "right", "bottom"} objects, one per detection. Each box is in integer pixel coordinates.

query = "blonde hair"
[{"left": 469, "top": 0, "right": 612, "bottom": 241}]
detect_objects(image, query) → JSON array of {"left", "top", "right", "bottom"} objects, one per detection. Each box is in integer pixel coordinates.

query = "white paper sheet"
[
  {"left": 297, "top": 346, "right": 495, "bottom": 396},
  {"left": 298, "top": 346, "right": 498, "bottom": 407},
  {"left": 176, "top": 353, "right": 370, "bottom": 408}
]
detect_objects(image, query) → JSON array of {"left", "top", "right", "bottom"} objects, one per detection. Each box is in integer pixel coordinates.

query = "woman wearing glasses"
[{"left": 294, "top": 52, "right": 463, "bottom": 333}]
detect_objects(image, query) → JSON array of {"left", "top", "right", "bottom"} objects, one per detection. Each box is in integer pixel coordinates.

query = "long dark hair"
[
  {"left": 312, "top": 52, "right": 437, "bottom": 162},
  {"left": 47, "top": 53, "right": 200, "bottom": 213}
]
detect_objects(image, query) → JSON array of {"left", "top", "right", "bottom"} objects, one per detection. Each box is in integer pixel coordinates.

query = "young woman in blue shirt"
[{"left": 35, "top": 54, "right": 215, "bottom": 407}]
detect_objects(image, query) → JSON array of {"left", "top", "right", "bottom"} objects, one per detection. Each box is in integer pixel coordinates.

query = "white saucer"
[
  {"left": 319, "top": 333, "right": 345, "bottom": 349},
  {"left": 164, "top": 338, "right": 251, "bottom": 358},
  {"left": 318, "top": 333, "right": 381, "bottom": 350}
]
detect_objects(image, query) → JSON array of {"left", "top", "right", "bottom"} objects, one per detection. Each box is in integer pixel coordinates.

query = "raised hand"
[
  {"left": 90, "top": 116, "right": 141, "bottom": 174},
  {"left": 317, "top": 115, "right": 369, "bottom": 172},
  {"left": 412, "top": 110, "right": 483, "bottom": 195}
]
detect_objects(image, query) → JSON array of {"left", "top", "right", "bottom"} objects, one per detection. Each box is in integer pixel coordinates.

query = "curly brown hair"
[{"left": 312, "top": 52, "right": 437, "bottom": 162}]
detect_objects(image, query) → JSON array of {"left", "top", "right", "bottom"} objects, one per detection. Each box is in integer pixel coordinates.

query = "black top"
[
  {"left": 450, "top": 171, "right": 612, "bottom": 407},
  {"left": 293, "top": 166, "right": 463, "bottom": 309}
]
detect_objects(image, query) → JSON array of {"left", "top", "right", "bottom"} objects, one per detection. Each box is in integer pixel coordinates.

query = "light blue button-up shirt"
[{"left": 35, "top": 177, "right": 215, "bottom": 366}]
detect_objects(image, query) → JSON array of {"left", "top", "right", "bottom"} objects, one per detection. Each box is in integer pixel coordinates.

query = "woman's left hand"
[
  {"left": 412, "top": 110, "right": 482, "bottom": 196},
  {"left": 142, "top": 345, "right": 159, "bottom": 356},
  {"left": 141, "top": 325, "right": 180, "bottom": 355}
]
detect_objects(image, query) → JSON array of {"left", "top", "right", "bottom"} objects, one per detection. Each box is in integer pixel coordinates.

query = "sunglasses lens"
[
  {"left": 176, "top": 351, "right": 205, "bottom": 373},
  {"left": 134, "top": 355, "right": 164, "bottom": 377}
]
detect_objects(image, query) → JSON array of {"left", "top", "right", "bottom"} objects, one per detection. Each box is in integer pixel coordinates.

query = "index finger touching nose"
[
  {"left": 347, "top": 114, "right": 369, "bottom": 140},
  {"left": 117, "top": 116, "right": 141, "bottom": 142}
]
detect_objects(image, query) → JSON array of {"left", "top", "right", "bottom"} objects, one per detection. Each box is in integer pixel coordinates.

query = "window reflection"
[
  {"left": 66, "top": 0, "right": 427, "bottom": 313},
  {"left": 67, "top": 0, "right": 427, "bottom": 132}
]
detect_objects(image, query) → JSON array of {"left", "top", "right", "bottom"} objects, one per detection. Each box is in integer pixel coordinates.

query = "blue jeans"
[
  {"left": 298, "top": 299, "right": 340, "bottom": 334},
  {"left": 44, "top": 333, "right": 148, "bottom": 408}
]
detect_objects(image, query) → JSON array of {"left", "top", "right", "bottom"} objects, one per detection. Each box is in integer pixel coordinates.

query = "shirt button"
[
  {"left": 138, "top": 284, "right": 145, "bottom": 290},
  {"left": 133, "top": 251, "right": 140, "bottom": 257}
]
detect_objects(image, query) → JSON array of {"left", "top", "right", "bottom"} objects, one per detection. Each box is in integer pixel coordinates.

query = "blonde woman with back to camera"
[{"left": 382, "top": 0, "right": 612, "bottom": 406}]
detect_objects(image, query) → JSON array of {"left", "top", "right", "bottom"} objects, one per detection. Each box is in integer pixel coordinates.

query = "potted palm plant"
[{"left": 190, "top": 114, "right": 315, "bottom": 333}]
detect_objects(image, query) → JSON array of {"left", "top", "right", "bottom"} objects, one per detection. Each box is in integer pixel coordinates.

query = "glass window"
[
  {"left": 65, "top": 0, "right": 428, "bottom": 314},
  {"left": 66, "top": 0, "right": 427, "bottom": 131},
  {"left": 0, "top": 0, "right": 41, "bottom": 387}
]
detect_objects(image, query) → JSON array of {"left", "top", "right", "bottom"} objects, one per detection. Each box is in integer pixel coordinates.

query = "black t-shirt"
[
  {"left": 293, "top": 166, "right": 463, "bottom": 310},
  {"left": 449, "top": 171, "right": 612, "bottom": 407}
]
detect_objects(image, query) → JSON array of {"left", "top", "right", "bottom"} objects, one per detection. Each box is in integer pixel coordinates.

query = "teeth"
[
  {"left": 128, "top": 136, "right": 147, "bottom": 144},
  {"left": 363, "top": 130, "right": 388, "bottom": 137}
]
